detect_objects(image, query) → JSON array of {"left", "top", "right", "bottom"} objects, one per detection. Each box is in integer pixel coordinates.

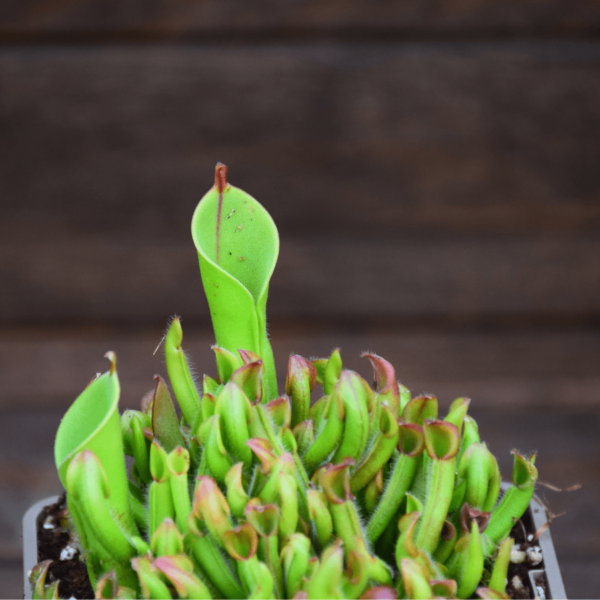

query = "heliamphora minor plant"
[{"left": 37, "top": 164, "right": 539, "bottom": 599}]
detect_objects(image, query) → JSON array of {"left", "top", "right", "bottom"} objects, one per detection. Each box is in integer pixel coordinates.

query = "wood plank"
[
  {"left": 558, "top": 561, "right": 600, "bottom": 600},
  {"left": 0, "top": 563, "right": 24, "bottom": 599},
  {"left": 2, "top": 326, "right": 599, "bottom": 411},
  {"left": 1, "top": 235, "right": 599, "bottom": 322},
  {"left": 0, "top": 1, "right": 598, "bottom": 39},
  {"left": 1, "top": 43, "right": 600, "bottom": 242}
]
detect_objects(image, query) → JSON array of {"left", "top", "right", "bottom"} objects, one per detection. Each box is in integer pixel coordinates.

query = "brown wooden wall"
[{"left": 1, "top": 3, "right": 599, "bottom": 598}]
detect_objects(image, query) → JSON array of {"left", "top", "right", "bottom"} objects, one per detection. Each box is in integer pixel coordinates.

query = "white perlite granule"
[
  {"left": 60, "top": 544, "right": 77, "bottom": 561},
  {"left": 527, "top": 546, "right": 543, "bottom": 566},
  {"left": 510, "top": 544, "right": 527, "bottom": 564}
]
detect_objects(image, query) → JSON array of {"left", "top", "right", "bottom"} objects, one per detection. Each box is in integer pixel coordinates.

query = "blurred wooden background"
[{"left": 1, "top": 2, "right": 600, "bottom": 597}]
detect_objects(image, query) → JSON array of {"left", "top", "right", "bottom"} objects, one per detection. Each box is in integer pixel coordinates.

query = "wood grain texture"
[
  {"left": 0, "top": 1, "right": 599, "bottom": 39},
  {"left": 1, "top": 43, "right": 599, "bottom": 245},
  {"left": 2, "top": 326, "right": 599, "bottom": 411},
  {"left": 0, "top": 563, "right": 26, "bottom": 599},
  {"left": 1, "top": 235, "right": 599, "bottom": 321}
]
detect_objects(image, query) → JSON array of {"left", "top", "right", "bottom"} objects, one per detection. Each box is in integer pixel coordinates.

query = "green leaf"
[
  {"left": 192, "top": 163, "right": 279, "bottom": 400},
  {"left": 306, "top": 543, "right": 344, "bottom": 599},
  {"left": 164, "top": 317, "right": 202, "bottom": 425},
  {"left": 65, "top": 451, "right": 141, "bottom": 589},
  {"left": 30, "top": 560, "right": 55, "bottom": 600},
  {"left": 281, "top": 534, "right": 311, "bottom": 598},
  {"left": 150, "top": 518, "right": 184, "bottom": 557},
  {"left": 66, "top": 451, "right": 136, "bottom": 561},
  {"left": 131, "top": 556, "right": 172, "bottom": 600},
  {"left": 54, "top": 353, "right": 137, "bottom": 539},
  {"left": 151, "top": 375, "right": 185, "bottom": 452},
  {"left": 487, "top": 537, "right": 514, "bottom": 595},
  {"left": 154, "top": 555, "right": 212, "bottom": 600}
]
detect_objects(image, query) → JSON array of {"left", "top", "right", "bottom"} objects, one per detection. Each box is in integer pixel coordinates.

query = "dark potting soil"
[
  {"left": 35, "top": 493, "right": 94, "bottom": 599},
  {"left": 505, "top": 502, "right": 549, "bottom": 600},
  {"left": 34, "top": 495, "right": 550, "bottom": 599}
]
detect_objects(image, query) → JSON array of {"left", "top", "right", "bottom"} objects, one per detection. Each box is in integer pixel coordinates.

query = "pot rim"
[{"left": 23, "top": 494, "right": 61, "bottom": 600}]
